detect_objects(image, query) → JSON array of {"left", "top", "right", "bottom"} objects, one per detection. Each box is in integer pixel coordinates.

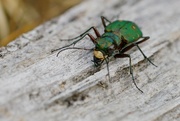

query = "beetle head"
[{"left": 93, "top": 50, "right": 107, "bottom": 67}]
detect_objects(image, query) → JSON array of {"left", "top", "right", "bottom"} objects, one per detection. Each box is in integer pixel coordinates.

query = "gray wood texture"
[{"left": 0, "top": 0, "right": 180, "bottom": 121}]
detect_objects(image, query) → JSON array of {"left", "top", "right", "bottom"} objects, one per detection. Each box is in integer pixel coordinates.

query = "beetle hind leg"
[
  {"left": 134, "top": 42, "right": 157, "bottom": 67},
  {"left": 120, "top": 36, "right": 157, "bottom": 67}
]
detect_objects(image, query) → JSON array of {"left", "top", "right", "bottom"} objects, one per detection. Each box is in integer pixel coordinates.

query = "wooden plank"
[{"left": 0, "top": 0, "right": 180, "bottom": 121}]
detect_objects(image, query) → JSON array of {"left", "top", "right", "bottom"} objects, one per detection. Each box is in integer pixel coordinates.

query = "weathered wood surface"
[{"left": 0, "top": 0, "right": 180, "bottom": 121}]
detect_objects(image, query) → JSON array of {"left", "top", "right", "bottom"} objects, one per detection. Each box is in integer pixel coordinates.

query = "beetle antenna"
[{"left": 53, "top": 47, "right": 93, "bottom": 57}]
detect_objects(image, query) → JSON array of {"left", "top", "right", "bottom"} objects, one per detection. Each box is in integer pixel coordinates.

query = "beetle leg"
[
  {"left": 133, "top": 43, "right": 157, "bottom": 67},
  {"left": 93, "top": 27, "right": 101, "bottom": 37},
  {"left": 52, "top": 33, "right": 96, "bottom": 55},
  {"left": 120, "top": 36, "right": 150, "bottom": 53},
  {"left": 101, "top": 16, "right": 111, "bottom": 28},
  {"left": 120, "top": 36, "right": 157, "bottom": 67},
  {"left": 60, "top": 26, "right": 100, "bottom": 41},
  {"left": 52, "top": 26, "right": 101, "bottom": 54},
  {"left": 52, "top": 33, "right": 89, "bottom": 52},
  {"left": 105, "top": 57, "right": 111, "bottom": 82},
  {"left": 114, "top": 54, "right": 143, "bottom": 93},
  {"left": 87, "top": 34, "right": 96, "bottom": 43}
]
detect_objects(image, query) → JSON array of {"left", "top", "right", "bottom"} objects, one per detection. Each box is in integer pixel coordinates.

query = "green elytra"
[
  {"left": 52, "top": 16, "right": 157, "bottom": 93},
  {"left": 105, "top": 20, "right": 142, "bottom": 42}
]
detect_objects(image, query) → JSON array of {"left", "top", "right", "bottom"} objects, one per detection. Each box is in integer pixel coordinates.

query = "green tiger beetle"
[{"left": 52, "top": 16, "right": 157, "bottom": 93}]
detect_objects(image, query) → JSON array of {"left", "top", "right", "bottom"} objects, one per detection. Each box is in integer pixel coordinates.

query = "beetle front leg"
[{"left": 114, "top": 53, "right": 143, "bottom": 93}]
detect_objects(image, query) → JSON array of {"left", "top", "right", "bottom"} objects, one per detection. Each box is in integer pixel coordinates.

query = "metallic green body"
[{"left": 95, "top": 20, "right": 143, "bottom": 55}]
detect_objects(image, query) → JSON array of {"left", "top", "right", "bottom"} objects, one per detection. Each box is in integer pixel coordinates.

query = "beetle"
[{"left": 52, "top": 16, "right": 157, "bottom": 93}]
